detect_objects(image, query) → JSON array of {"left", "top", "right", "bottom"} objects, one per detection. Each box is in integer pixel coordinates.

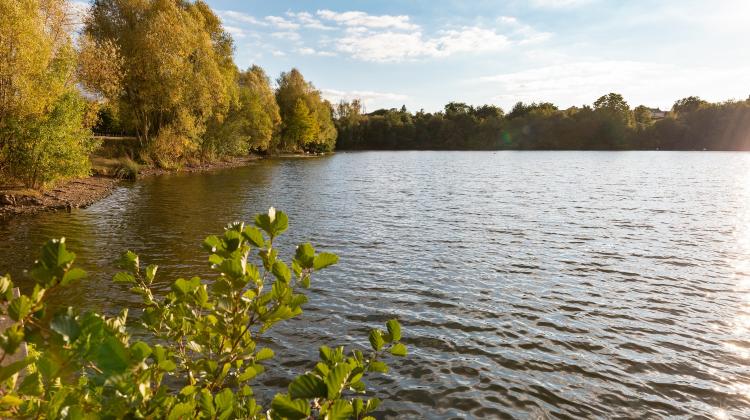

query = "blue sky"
[{"left": 94, "top": 0, "right": 750, "bottom": 112}]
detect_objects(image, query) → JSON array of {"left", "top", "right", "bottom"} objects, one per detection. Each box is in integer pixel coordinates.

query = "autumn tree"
[
  {"left": 0, "top": 0, "right": 97, "bottom": 188},
  {"left": 203, "top": 65, "right": 281, "bottom": 157},
  {"left": 633, "top": 105, "right": 653, "bottom": 130},
  {"left": 85, "top": 0, "right": 238, "bottom": 167},
  {"left": 671, "top": 96, "right": 708, "bottom": 115},
  {"left": 276, "top": 68, "right": 337, "bottom": 152}
]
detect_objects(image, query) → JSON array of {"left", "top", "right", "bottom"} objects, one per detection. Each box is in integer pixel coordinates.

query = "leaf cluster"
[{"left": 0, "top": 209, "right": 406, "bottom": 419}]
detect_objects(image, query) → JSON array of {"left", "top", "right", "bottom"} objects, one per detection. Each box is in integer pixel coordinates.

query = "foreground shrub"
[{"left": 0, "top": 208, "right": 406, "bottom": 418}]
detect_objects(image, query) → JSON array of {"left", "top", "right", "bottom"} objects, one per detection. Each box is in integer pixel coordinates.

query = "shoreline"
[{"left": 0, "top": 155, "right": 264, "bottom": 219}]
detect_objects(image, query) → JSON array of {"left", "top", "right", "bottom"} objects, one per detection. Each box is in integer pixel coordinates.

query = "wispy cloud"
[
  {"left": 317, "top": 10, "right": 419, "bottom": 30},
  {"left": 476, "top": 60, "right": 750, "bottom": 108},
  {"left": 265, "top": 16, "right": 300, "bottom": 30},
  {"left": 271, "top": 31, "right": 301, "bottom": 42},
  {"left": 218, "top": 10, "right": 267, "bottom": 26},
  {"left": 530, "top": 0, "right": 594, "bottom": 8},
  {"left": 296, "top": 47, "right": 336, "bottom": 57},
  {"left": 322, "top": 88, "right": 409, "bottom": 108},
  {"left": 286, "top": 11, "right": 335, "bottom": 30}
]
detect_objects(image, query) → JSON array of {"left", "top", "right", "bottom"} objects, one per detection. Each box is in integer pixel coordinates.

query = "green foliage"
[
  {"left": 0, "top": 0, "right": 96, "bottom": 188},
  {"left": 0, "top": 209, "right": 406, "bottom": 419},
  {"left": 276, "top": 69, "right": 337, "bottom": 153},
  {"left": 114, "top": 157, "right": 140, "bottom": 180},
  {"left": 85, "top": 0, "right": 239, "bottom": 161},
  {"left": 202, "top": 66, "right": 282, "bottom": 158},
  {"left": 336, "top": 95, "right": 750, "bottom": 151}
]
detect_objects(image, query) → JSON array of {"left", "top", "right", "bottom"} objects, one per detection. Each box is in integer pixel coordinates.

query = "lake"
[{"left": 1, "top": 151, "right": 749, "bottom": 418}]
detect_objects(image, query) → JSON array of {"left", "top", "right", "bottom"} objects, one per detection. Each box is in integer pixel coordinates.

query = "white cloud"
[
  {"left": 265, "top": 16, "right": 300, "bottom": 30},
  {"left": 334, "top": 26, "right": 511, "bottom": 62},
  {"left": 271, "top": 50, "right": 286, "bottom": 57},
  {"left": 530, "top": 0, "right": 594, "bottom": 8},
  {"left": 224, "top": 25, "right": 247, "bottom": 39},
  {"left": 476, "top": 60, "right": 750, "bottom": 109},
  {"left": 286, "top": 11, "right": 335, "bottom": 30},
  {"left": 218, "top": 10, "right": 267, "bottom": 26},
  {"left": 317, "top": 10, "right": 419, "bottom": 30},
  {"left": 322, "top": 88, "right": 409, "bottom": 109},
  {"left": 497, "top": 16, "right": 552, "bottom": 44},
  {"left": 296, "top": 47, "right": 336, "bottom": 57},
  {"left": 271, "top": 31, "right": 301, "bottom": 42}
]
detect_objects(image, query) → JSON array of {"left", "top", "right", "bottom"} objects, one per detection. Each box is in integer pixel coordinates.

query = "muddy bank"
[
  {"left": 1, "top": 155, "right": 264, "bottom": 219},
  {"left": 0, "top": 176, "right": 119, "bottom": 218}
]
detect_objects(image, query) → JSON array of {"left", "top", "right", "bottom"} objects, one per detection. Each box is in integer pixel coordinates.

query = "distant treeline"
[{"left": 334, "top": 94, "right": 750, "bottom": 151}]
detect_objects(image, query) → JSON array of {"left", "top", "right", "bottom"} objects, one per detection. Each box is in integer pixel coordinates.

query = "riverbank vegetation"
[
  {"left": 0, "top": 209, "right": 406, "bottom": 418},
  {"left": 334, "top": 94, "right": 750, "bottom": 151},
  {"left": 1, "top": 0, "right": 336, "bottom": 190},
  {"left": 2, "top": 0, "right": 749, "bottom": 192}
]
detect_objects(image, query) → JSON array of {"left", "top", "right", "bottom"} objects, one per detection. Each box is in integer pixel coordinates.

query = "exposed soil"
[
  {"left": 0, "top": 176, "right": 119, "bottom": 218},
  {"left": 0, "top": 155, "right": 264, "bottom": 219}
]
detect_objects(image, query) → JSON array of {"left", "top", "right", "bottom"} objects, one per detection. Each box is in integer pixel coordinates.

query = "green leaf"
[
  {"left": 273, "top": 211, "right": 289, "bottom": 236},
  {"left": 158, "top": 359, "right": 177, "bottom": 372},
  {"left": 113, "top": 272, "right": 135, "bottom": 284},
  {"left": 130, "top": 341, "right": 152, "bottom": 361},
  {"left": 0, "top": 324, "right": 24, "bottom": 355},
  {"left": 313, "top": 252, "right": 339, "bottom": 270},
  {"left": 167, "top": 402, "right": 196, "bottom": 420},
  {"left": 289, "top": 373, "right": 327, "bottom": 399},
  {"left": 255, "top": 347, "right": 274, "bottom": 362},
  {"left": 199, "top": 389, "right": 216, "bottom": 417},
  {"left": 364, "top": 398, "right": 381, "bottom": 413},
  {"left": 369, "top": 361, "right": 388, "bottom": 373},
  {"left": 118, "top": 250, "right": 139, "bottom": 272},
  {"left": 324, "top": 399, "right": 353, "bottom": 420},
  {"left": 8, "top": 295, "right": 32, "bottom": 321},
  {"left": 50, "top": 309, "right": 80, "bottom": 343},
  {"left": 0, "top": 275, "right": 12, "bottom": 299},
  {"left": 368, "top": 329, "right": 385, "bottom": 351},
  {"left": 172, "top": 277, "right": 200, "bottom": 295},
  {"left": 294, "top": 243, "right": 315, "bottom": 268},
  {"left": 0, "top": 358, "right": 32, "bottom": 382},
  {"left": 386, "top": 319, "right": 402, "bottom": 342},
  {"left": 271, "top": 394, "right": 310, "bottom": 419},
  {"left": 96, "top": 337, "right": 130, "bottom": 373},
  {"left": 18, "top": 372, "right": 43, "bottom": 396},
  {"left": 61, "top": 267, "right": 87, "bottom": 286},
  {"left": 325, "top": 363, "right": 353, "bottom": 399},
  {"left": 215, "top": 388, "right": 235, "bottom": 420},
  {"left": 145, "top": 264, "right": 158, "bottom": 283},
  {"left": 242, "top": 227, "right": 265, "bottom": 247},
  {"left": 203, "top": 235, "right": 222, "bottom": 252},
  {"left": 0, "top": 395, "right": 23, "bottom": 409},
  {"left": 272, "top": 261, "right": 291, "bottom": 283},
  {"left": 220, "top": 257, "right": 245, "bottom": 278},
  {"left": 390, "top": 343, "right": 408, "bottom": 357}
]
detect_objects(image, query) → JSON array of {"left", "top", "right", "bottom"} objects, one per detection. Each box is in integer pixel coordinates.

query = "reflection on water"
[{"left": 1, "top": 151, "right": 750, "bottom": 418}]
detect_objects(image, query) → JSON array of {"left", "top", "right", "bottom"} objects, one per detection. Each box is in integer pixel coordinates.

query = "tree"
[
  {"left": 284, "top": 99, "right": 317, "bottom": 149},
  {"left": 593, "top": 93, "right": 632, "bottom": 124},
  {"left": 202, "top": 65, "right": 281, "bottom": 157},
  {"left": 0, "top": 0, "right": 96, "bottom": 188},
  {"left": 85, "top": 0, "right": 238, "bottom": 166},
  {"left": 276, "top": 68, "right": 336, "bottom": 152},
  {"left": 671, "top": 96, "right": 707, "bottom": 115},
  {"left": 633, "top": 105, "right": 653, "bottom": 130}
]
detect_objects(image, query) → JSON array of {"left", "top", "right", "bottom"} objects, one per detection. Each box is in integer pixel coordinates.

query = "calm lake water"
[{"left": 2, "top": 151, "right": 750, "bottom": 418}]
